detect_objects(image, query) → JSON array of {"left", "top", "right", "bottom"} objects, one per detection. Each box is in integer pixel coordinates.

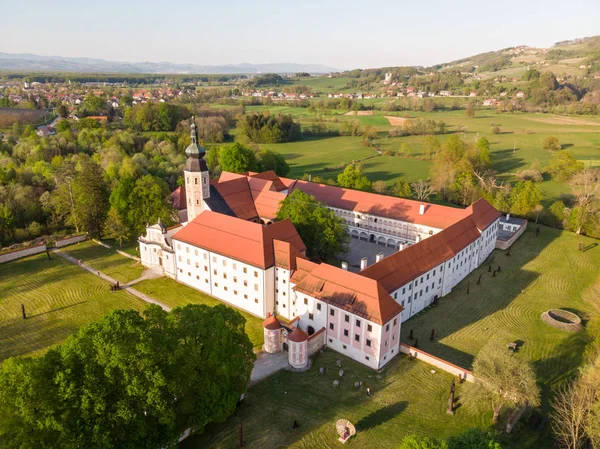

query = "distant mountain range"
[{"left": 0, "top": 53, "right": 338, "bottom": 74}]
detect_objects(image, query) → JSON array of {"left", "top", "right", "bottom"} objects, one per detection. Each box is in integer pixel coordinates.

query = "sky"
[{"left": 1, "top": 0, "right": 599, "bottom": 70}]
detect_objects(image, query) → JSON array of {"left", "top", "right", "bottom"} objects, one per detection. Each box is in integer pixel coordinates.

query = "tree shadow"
[
  {"left": 492, "top": 148, "right": 526, "bottom": 174},
  {"left": 355, "top": 401, "right": 408, "bottom": 432},
  {"left": 583, "top": 243, "right": 598, "bottom": 252},
  {"left": 28, "top": 301, "right": 89, "bottom": 318}
]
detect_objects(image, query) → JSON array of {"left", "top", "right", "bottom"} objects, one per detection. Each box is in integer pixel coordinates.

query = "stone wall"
[
  {"left": 0, "top": 244, "right": 47, "bottom": 264},
  {"left": 308, "top": 328, "right": 326, "bottom": 357},
  {"left": 55, "top": 234, "right": 88, "bottom": 248},
  {"left": 496, "top": 222, "right": 527, "bottom": 250},
  {"left": 399, "top": 343, "right": 473, "bottom": 382}
]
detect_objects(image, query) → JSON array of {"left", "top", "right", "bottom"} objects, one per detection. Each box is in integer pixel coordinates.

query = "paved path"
[
  {"left": 249, "top": 351, "right": 289, "bottom": 386},
  {"left": 52, "top": 249, "right": 171, "bottom": 311},
  {"left": 124, "top": 265, "right": 163, "bottom": 287}
]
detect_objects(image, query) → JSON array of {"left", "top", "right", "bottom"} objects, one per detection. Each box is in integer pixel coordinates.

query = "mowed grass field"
[
  {"left": 134, "top": 277, "right": 264, "bottom": 350},
  {"left": 61, "top": 240, "right": 146, "bottom": 283},
  {"left": 400, "top": 226, "right": 600, "bottom": 401},
  {"left": 0, "top": 253, "right": 147, "bottom": 361},
  {"left": 181, "top": 350, "right": 544, "bottom": 449}
]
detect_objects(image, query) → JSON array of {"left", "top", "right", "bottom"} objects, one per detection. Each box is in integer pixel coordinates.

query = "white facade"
[
  {"left": 172, "top": 239, "right": 274, "bottom": 318},
  {"left": 139, "top": 223, "right": 177, "bottom": 278},
  {"left": 184, "top": 168, "right": 209, "bottom": 223}
]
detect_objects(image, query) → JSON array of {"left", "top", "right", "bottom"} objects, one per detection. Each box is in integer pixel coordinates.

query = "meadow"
[{"left": 237, "top": 106, "right": 600, "bottom": 206}]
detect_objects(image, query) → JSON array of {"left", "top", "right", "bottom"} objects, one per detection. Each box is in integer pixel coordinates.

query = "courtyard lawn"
[
  {"left": 180, "top": 350, "right": 544, "bottom": 449},
  {"left": 61, "top": 240, "right": 146, "bottom": 283},
  {"left": 400, "top": 225, "right": 600, "bottom": 398},
  {"left": 0, "top": 253, "right": 147, "bottom": 361},
  {"left": 134, "top": 277, "right": 264, "bottom": 350}
]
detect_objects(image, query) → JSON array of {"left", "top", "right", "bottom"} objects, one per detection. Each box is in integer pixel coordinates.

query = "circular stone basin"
[{"left": 541, "top": 309, "right": 583, "bottom": 332}]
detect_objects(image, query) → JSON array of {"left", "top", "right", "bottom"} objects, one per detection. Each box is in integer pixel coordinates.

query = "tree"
[
  {"left": 71, "top": 160, "right": 109, "bottom": 237},
  {"left": 276, "top": 190, "right": 349, "bottom": 261},
  {"left": 447, "top": 428, "right": 502, "bottom": 449},
  {"left": 219, "top": 143, "right": 259, "bottom": 174},
  {"left": 542, "top": 136, "right": 562, "bottom": 152},
  {"left": 400, "top": 142, "right": 412, "bottom": 157},
  {"left": 0, "top": 305, "right": 255, "bottom": 448},
  {"left": 127, "top": 175, "right": 175, "bottom": 235},
  {"left": 411, "top": 180, "right": 434, "bottom": 201},
  {"left": 465, "top": 101, "right": 475, "bottom": 118},
  {"left": 372, "top": 180, "right": 388, "bottom": 194},
  {"left": 393, "top": 180, "right": 412, "bottom": 198},
  {"left": 257, "top": 149, "right": 289, "bottom": 176},
  {"left": 423, "top": 135, "right": 441, "bottom": 160},
  {"left": 470, "top": 341, "right": 541, "bottom": 424},
  {"left": 237, "top": 112, "right": 300, "bottom": 143},
  {"left": 475, "top": 137, "right": 492, "bottom": 167},
  {"left": 551, "top": 380, "right": 595, "bottom": 449},
  {"left": 56, "top": 103, "right": 69, "bottom": 118},
  {"left": 549, "top": 200, "right": 569, "bottom": 228},
  {"left": 337, "top": 163, "right": 372, "bottom": 191},
  {"left": 103, "top": 208, "right": 130, "bottom": 248},
  {"left": 398, "top": 435, "right": 448, "bottom": 449},
  {"left": 509, "top": 181, "right": 542, "bottom": 217},
  {"left": 547, "top": 151, "right": 584, "bottom": 182},
  {"left": 569, "top": 169, "right": 600, "bottom": 234}
]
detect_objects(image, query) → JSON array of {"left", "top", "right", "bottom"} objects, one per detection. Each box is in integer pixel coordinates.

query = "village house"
[{"left": 139, "top": 123, "right": 501, "bottom": 370}]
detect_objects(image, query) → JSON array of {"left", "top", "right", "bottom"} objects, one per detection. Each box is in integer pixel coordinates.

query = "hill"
[{"left": 0, "top": 53, "right": 338, "bottom": 74}]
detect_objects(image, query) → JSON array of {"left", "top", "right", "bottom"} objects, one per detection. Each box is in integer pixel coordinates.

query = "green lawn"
[
  {"left": 61, "top": 240, "right": 146, "bottom": 283},
  {"left": 0, "top": 254, "right": 147, "bottom": 361},
  {"left": 134, "top": 278, "right": 264, "bottom": 350},
  {"left": 401, "top": 226, "right": 600, "bottom": 402},
  {"left": 180, "top": 350, "right": 543, "bottom": 449}
]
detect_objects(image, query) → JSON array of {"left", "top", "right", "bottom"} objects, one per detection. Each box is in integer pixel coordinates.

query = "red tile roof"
[
  {"left": 172, "top": 210, "right": 305, "bottom": 269},
  {"left": 212, "top": 177, "right": 258, "bottom": 221},
  {"left": 292, "top": 262, "right": 403, "bottom": 325},
  {"left": 170, "top": 186, "right": 186, "bottom": 210},
  {"left": 360, "top": 200, "right": 497, "bottom": 292},
  {"left": 274, "top": 240, "right": 305, "bottom": 270},
  {"left": 262, "top": 315, "right": 281, "bottom": 330},
  {"left": 248, "top": 170, "right": 288, "bottom": 191},
  {"left": 288, "top": 328, "right": 308, "bottom": 342},
  {"left": 284, "top": 179, "right": 468, "bottom": 229}
]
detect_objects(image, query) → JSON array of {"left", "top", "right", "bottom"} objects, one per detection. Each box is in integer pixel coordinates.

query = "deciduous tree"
[
  {"left": 337, "top": 163, "right": 372, "bottom": 191},
  {"left": 276, "top": 190, "right": 349, "bottom": 261},
  {"left": 470, "top": 341, "right": 540, "bottom": 424},
  {"left": 219, "top": 143, "right": 259, "bottom": 174}
]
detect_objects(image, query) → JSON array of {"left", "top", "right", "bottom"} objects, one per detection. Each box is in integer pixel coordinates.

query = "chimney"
[
  {"left": 376, "top": 252, "right": 384, "bottom": 263},
  {"left": 399, "top": 243, "right": 404, "bottom": 251},
  {"left": 341, "top": 262, "right": 348, "bottom": 271},
  {"left": 419, "top": 204, "right": 425, "bottom": 215},
  {"left": 506, "top": 213, "right": 510, "bottom": 220},
  {"left": 360, "top": 257, "right": 368, "bottom": 271}
]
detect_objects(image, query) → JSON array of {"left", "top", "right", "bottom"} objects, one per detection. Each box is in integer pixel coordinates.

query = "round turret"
[
  {"left": 262, "top": 315, "right": 282, "bottom": 353},
  {"left": 288, "top": 328, "right": 309, "bottom": 369}
]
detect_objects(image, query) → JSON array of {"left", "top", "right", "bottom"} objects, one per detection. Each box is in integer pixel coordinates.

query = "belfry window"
[{"left": 195, "top": 178, "right": 198, "bottom": 185}]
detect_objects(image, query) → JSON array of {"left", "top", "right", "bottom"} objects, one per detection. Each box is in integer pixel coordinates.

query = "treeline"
[
  {"left": 3, "top": 72, "right": 246, "bottom": 85},
  {"left": 237, "top": 112, "right": 301, "bottom": 143},
  {"left": 0, "top": 125, "right": 184, "bottom": 247},
  {"left": 123, "top": 102, "right": 190, "bottom": 132}
]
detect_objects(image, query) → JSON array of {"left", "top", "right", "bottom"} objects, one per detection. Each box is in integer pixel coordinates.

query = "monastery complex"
[{"left": 139, "top": 124, "right": 510, "bottom": 370}]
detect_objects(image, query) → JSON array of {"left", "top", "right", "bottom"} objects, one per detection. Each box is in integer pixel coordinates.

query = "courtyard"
[{"left": 341, "top": 236, "right": 400, "bottom": 272}]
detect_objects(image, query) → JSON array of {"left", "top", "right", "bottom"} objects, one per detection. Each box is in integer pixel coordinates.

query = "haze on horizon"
[{"left": 2, "top": 0, "right": 600, "bottom": 70}]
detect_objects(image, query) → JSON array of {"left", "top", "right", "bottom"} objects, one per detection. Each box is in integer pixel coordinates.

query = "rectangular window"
[
  {"left": 304, "top": 298, "right": 308, "bottom": 305},
  {"left": 186, "top": 247, "right": 189, "bottom": 253},
  {"left": 195, "top": 262, "right": 199, "bottom": 268},
  {"left": 244, "top": 294, "right": 248, "bottom": 299},
  {"left": 178, "top": 256, "right": 182, "bottom": 262},
  {"left": 356, "top": 319, "right": 361, "bottom": 328},
  {"left": 223, "top": 273, "right": 227, "bottom": 279},
  {"left": 233, "top": 263, "right": 237, "bottom": 270},
  {"left": 386, "top": 324, "right": 390, "bottom": 332},
  {"left": 317, "top": 303, "right": 321, "bottom": 311},
  {"left": 234, "top": 290, "right": 238, "bottom": 295},
  {"left": 222, "top": 260, "right": 226, "bottom": 266},
  {"left": 402, "top": 287, "right": 406, "bottom": 294},
  {"left": 204, "top": 266, "right": 208, "bottom": 272},
  {"left": 365, "top": 356, "right": 370, "bottom": 361},
  {"left": 234, "top": 276, "right": 237, "bottom": 283},
  {"left": 244, "top": 281, "right": 248, "bottom": 287},
  {"left": 212, "top": 256, "right": 216, "bottom": 262},
  {"left": 345, "top": 315, "right": 349, "bottom": 323},
  {"left": 354, "top": 334, "right": 360, "bottom": 342},
  {"left": 254, "top": 271, "right": 258, "bottom": 278},
  {"left": 203, "top": 253, "right": 207, "bottom": 260},
  {"left": 343, "top": 330, "right": 349, "bottom": 337},
  {"left": 394, "top": 292, "right": 397, "bottom": 299},
  {"left": 420, "top": 290, "right": 423, "bottom": 297},
  {"left": 330, "top": 309, "right": 335, "bottom": 316},
  {"left": 366, "top": 339, "right": 371, "bottom": 347},
  {"left": 367, "top": 324, "right": 372, "bottom": 332},
  {"left": 214, "top": 282, "right": 218, "bottom": 287},
  {"left": 255, "top": 298, "right": 259, "bottom": 303},
  {"left": 309, "top": 313, "right": 314, "bottom": 320},
  {"left": 343, "top": 345, "right": 347, "bottom": 350},
  {"left": 186, "top": 259, "right": 190, "bottom": 265},
  {"left": 224, "top": 286, "right": 228, "bottom": 291},
  {"left": 329, "top": 323, "right": 334, "bottom": 331},
  {"left": 254, "top": 284, "right": 258, "bottom": 291},
  {"left": 196, "top": 275, "right": 199, "bottom": 280},
  {"left": 243, "top": 267, "right": 247, "bottom": 274},
  {"left": 393, "top": 318, "right": 397, "bottom": 326},
  {"left": 329, "top": 338, "right": 333, "bottom": 344}
]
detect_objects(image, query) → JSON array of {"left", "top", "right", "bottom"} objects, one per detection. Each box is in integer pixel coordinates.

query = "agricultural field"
[
  {"left": 0, "top": 253, "right": 147, "bottom": 361},
  {"left": 400, "top": 225, "right": 600, "bottom": 403},
  {"left": 181, "top": 350, "right": 545, "bottom": 449},
  {"left": 242, "top": 106, "right": 600, "bottom": 206}
]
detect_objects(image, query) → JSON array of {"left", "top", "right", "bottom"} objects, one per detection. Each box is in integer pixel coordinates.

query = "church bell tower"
[{"left": 184, "top": 119, "right": 209, "bottom": 222}]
